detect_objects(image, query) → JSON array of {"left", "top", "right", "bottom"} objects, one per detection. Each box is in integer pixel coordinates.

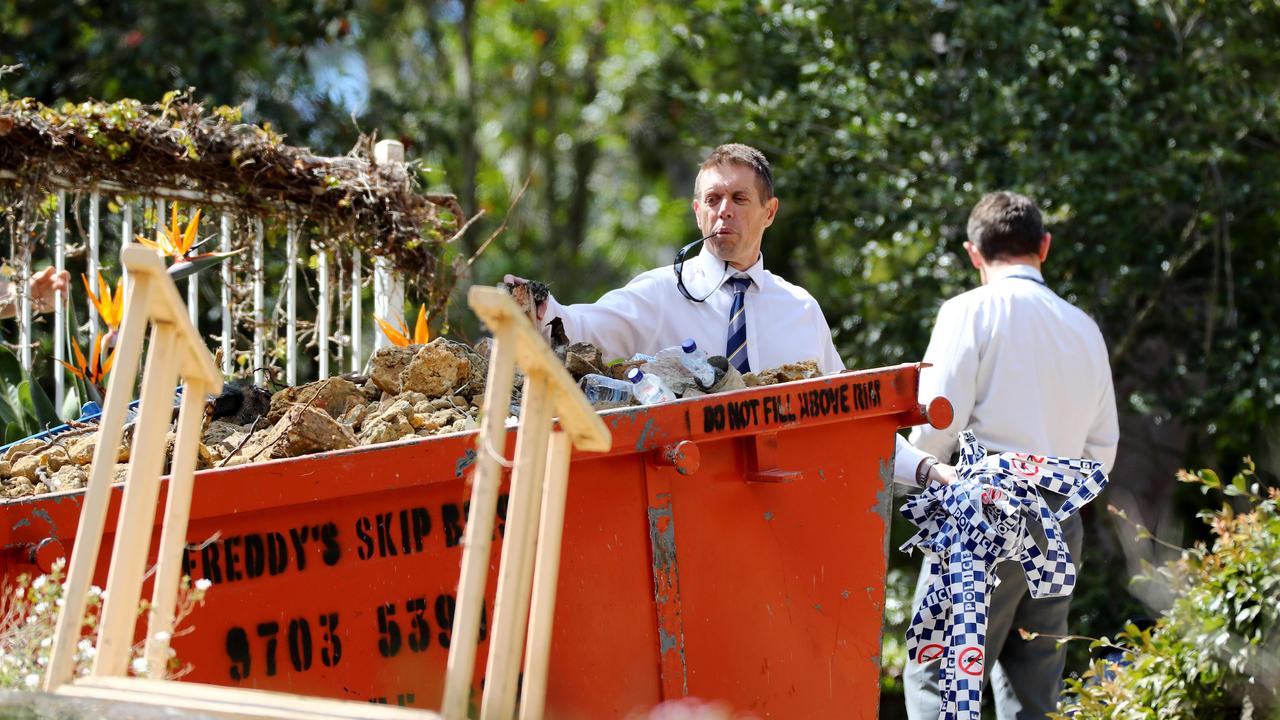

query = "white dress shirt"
[
  {"left": 543, "top": 246, "right": 844, "bottom": 374},
  {"left": 895, "top": 264, "right": 1119, "bottom": 485}
]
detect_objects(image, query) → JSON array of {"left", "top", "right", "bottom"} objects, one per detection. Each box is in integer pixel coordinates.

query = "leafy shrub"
[
  {"left": 1054, "top": 461, "right": 1280, "bottom": 719},
  {"left": 0, "top": 559, "right": 210, "bottom": 688}
]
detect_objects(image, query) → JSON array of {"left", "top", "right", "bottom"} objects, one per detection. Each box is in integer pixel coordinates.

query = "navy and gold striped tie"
[{"left": 725, "top": 275, "right": 752, "bottom": 373}]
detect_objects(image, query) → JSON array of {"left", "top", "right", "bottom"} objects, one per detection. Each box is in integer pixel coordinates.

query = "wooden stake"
[{"left": 518, "top": 430, "right": 573, "bottom": 720}]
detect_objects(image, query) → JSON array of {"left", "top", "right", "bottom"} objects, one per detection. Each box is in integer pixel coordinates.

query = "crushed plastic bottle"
[
  {"left": 626, "top": 367, "right": 677, "bottom": 405},
  {"left": 579, "top": 373, "right": 635, "bottom": 405},
  {"left": 677, "top": 339, "right": 715, "bottom": 387}
]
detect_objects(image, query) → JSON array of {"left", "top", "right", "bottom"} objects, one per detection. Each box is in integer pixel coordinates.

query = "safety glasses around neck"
[{"left": 673, "top": 233, "right": 731, "bottom": 303}]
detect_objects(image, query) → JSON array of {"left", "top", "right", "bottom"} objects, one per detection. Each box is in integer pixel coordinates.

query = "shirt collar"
[
  {"left": 988, "top": 263, "right": 1044, "bottom": 284},
  {"left": 692, "top": 245, "right": 766, "bottom": 292}
]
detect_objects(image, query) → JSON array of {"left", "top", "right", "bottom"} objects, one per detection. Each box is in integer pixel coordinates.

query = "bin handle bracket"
[{"left": 746, "top": 432, "right": 801, "bottom": 484}]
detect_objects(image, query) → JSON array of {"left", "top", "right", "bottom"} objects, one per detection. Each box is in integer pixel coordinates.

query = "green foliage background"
[{"left": 4, "top": 0, "right": 1279, "bottom": 710}]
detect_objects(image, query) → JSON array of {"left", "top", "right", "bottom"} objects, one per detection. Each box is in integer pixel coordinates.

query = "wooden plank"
[
  {"left": 466, "top": 286, "right": 610, "bottom": 452},
  {"left": 480, "top": 375, "right": 552, "bottom": 720},
  {"left": 61, "top": 677, "right": 441, "bottom": 719},
  {"left": 145, "top": 377, "right": 218, "bottom": 677},
  {"left": 92, "top": 326, "right": 181, "bottom": 677},
  {"left": 517, "top": 430, "right": 573, "bottom": 720},
  {"left": 441, "top": 333, "right": 516, "bottom": 720},
  {"left": 121, "top": 245, "right": 221, "bottom": 385},
  {"left": 43, "top": 275, "right": 155, "bottom": 691}
]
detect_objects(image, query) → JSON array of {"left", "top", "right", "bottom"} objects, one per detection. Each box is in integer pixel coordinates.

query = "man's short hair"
[
  {"left": 696, "top": 143, "right": 774, "bottom": 202},
  {"left": 966, "top": 191, "right": 1044, "bottom": 260}
]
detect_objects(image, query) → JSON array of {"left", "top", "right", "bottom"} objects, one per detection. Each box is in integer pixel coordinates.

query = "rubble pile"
[{"left": 0, "top": 328, "right": 821, "bottom": 500}]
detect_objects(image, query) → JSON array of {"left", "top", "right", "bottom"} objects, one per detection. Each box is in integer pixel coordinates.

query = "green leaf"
[
  {"left": 4, "top": 422, "right": 25, "bottom": 444},
  {"left": 22, "top": 376, "right": 59, "bottom": 426}
]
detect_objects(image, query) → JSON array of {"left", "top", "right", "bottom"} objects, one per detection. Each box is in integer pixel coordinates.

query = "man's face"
[{"left": 692, "top": 162, "right": 779, "bottom": 270}]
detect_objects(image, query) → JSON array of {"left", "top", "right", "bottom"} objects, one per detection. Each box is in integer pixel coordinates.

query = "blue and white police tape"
[{"left": 899, "top": 431, "right": 1109, "bottom": 720}]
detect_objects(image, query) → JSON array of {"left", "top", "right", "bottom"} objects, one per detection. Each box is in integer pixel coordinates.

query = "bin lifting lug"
[{"left": 746, "top": 431, "right": 802, "bottom": 483}]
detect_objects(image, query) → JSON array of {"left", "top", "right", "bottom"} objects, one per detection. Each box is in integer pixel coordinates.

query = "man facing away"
[
  {"left": 903, "top": 191, "right": 1119, "bottom": 718},
  {"left": 508, "top": 142, "right": 843, "bottom": 376}
]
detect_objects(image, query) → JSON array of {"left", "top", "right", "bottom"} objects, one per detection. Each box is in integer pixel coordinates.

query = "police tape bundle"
[{"left": 899, "top": 431, "right": 1109, "bottom": 720}]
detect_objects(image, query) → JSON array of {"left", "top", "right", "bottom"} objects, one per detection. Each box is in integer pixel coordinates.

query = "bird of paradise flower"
[
  {"left": 136, "top": 201, "right": 241, "bottom": 280},
  {"left": 375, "top": 304, "right": 430, "bottom": 347}
]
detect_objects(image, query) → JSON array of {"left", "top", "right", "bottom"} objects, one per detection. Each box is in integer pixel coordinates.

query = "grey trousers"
[{"left": 904, "top": 512, "right": 1084, "bottom": 720}]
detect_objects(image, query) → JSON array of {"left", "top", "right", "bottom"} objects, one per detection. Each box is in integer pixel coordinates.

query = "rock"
[
  {"left": 338, "top": 402, "right": 369, "bottom": 430},
  {"left": 607, "top": 358, "right": 647, "bottom": 382},
  {"left": 10, "top": 455, "right": 40, "bottom": 481},
  {"left": 231, "top": 406, "right": 357, "bottom": 464},
  {"left": 564, "top": 342, "right": 605, "bottom": 379},
  {"left": 162, "top": 432, "right": 215, "bottom": 471},
  {"left": 360, "top": 379, "right": 382, "bottom": 402},
  {"left": 3, "top": 438, "right": 43, "bottom": 463},
  {"left": 266, "top": 378, "right": 367, "bottom": 425},
  {"left": 368, "top": 346, "right": 417, "bottom": 394},
  {"left": 743, "top": 360, "right": 821, "bottom": 387},
  {"left": 48, "top": 464, "right": 88, "bottom": 492},
  {"left": 203, "top": 420, "right": 252, "bottom": 464},
  {"left": 3, "top": 478, "right": 35, "bottom": 499},
  {"left": 0, "top": 460, "right": 9, "bottom": 477},
  {"left": 472, "top": 336, "right": 493, "bottom": 360},
  {"left": 357, "top": 399, "right": 416, "bottom": 446},
  {"left": 400, "top": 338, "right": 488, "bottom": 399}
]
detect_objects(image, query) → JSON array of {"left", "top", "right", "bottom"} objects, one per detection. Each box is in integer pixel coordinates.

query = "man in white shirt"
[
  {"left": 507, "top": 143, "right": 844, "bottom": 375},
  {"left": 902, "top": 191, "right": 1119, "bottom": 719}
]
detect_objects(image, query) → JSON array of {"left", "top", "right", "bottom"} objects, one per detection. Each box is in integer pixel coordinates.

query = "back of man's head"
[
  {"left": 696, "top": 143, "right": 774, "bottom": 202},
  {"left": 966, "top": 191, "right": 1044, "bottom": 260}
]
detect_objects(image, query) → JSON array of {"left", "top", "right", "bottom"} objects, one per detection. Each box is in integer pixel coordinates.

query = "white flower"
[
  {"left": 194, "top": 578, "right": 212, "bottom": 591},
  {"left": 55, "top": 597, "right": 65, "bottom": 607},
  {"left": 33, "top": 602, "right": 48, "bottom": 615},
  {"left": 24, "top": 673, "right": 39, "bottom": 688},
  {"left": 39, "top": 637, "right": 51, "bottom": 648},
  {"left": 152, "top": 631, "right": 172, "bottom": 642},
  {"left": 31, "top": 576, "right": 46, "bottom": 590},
  {"left": 130, "top": 657, "right": 147, "bottom": 674}
]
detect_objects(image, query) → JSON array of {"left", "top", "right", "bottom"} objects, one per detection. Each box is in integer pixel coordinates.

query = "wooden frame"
[
  {"left": 441, "top": 287, "right": 611, "bottom": 720},
  {"left": 42, "top": 245, "right": 437, "bottom": 719}
]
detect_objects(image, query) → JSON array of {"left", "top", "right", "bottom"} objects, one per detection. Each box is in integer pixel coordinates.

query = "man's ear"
[
  {"left": 963, "top": 241, "right": 985, "bottom": 270},
  {"left": 763, "top": 197, "right": 780, "bottom": 226},
  {"left": 1039, "top": 232, "right": 1052, "bottom": 262}
]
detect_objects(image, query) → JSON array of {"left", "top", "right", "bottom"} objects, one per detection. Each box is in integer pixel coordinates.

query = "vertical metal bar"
[
  {"left": 285, "top": 219, "right": 298, "bottom": 386},
  {"left": 351, "top": 248, "right": 362, "bottom": 373},
  {"left": 114, "top": 199, "right": 126, "bottom": 301},
  {"left": 54, "top": 190, "right": 67, "bottom": 411},
  {"left": 187, "top": 266, "right": 199, "bottom": 328},
  {"left": 89, "top": 192, "right": 101, "bottom": 334},
  {"left": 317, "top": 247, "right": 329, "bottom": 378},
  {"left": 18, "top": 246, "right": 31, "bottom": 373},
  {"left": 220, "top": 212, "right": 233, "bottom": 377},
  {"left": 253, "top": 220, "right": 265, "bottom": 387},
  {"left": 373, "top": 140, "right": 405, "bottom": 352}
]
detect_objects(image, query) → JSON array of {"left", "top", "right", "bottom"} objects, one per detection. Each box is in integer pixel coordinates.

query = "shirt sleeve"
[
  {"left": 1084, "top": 366, "right": 1120, "bottom": 473},
  {"left": 542, "top": 274, "right": 666, "bottom": 362},
  {"left": 893, "top": 435, "right": 934, "bottom": 486},
  {"left": 908, "top": 297, "right": 979, "bottom": 462}
]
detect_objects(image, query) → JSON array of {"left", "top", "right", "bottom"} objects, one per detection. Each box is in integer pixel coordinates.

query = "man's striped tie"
[{"left": 725, "top": 275, "right": 752, "bottom": 374}]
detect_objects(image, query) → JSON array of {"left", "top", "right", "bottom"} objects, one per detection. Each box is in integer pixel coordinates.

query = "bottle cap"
[
  {"left": 682, "top": 338, "right": 697, "bottom": 353},
  {"left": 626, "top": 367, "right": 644, "bottom": 383}
]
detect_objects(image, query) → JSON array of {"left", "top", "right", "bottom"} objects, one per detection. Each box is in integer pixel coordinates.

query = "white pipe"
[
  {"left": 351, "top": 249, "right": 362, "bottom": 373},
  {"left": 373, "top": 140, "right": 405, "bottom": 351},
  {"left": 286, "top": 219, "right": 298, "bottom": 386},
  {"left": 89, "top": 193, "right": 103, "bottom": 334},
  {"left": 253, "top": 220, "right": 265, "bottom": 387},
  {"left": 317, "top": 248, "right": 329, "bottom": 378},
  {"left": 220, "top": 213, "right": 233, "bottom": 377},
  {"left": 53, "top": 191, "right": 67, "bottom": 411}
]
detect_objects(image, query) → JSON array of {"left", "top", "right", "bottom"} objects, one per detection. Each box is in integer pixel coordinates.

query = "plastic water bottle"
[
  {"left": 677, "top": 339, "right": 715, "bottom": 387},
  {"left": 626, "top": 368, "right": 676, "bottom": 405},
  {"left": 579, "top": 373, "right": 634, "bottom": 404},
  {"left": 628, "top": 352, "right": 656, "bottom": 363}
]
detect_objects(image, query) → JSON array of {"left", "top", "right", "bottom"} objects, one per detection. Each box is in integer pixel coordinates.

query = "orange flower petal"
[
  {"left": 413, "top": 304, "right": 430, "bottom": 345},
  {"left": 375, "top": 315, "right": 411, "bottom": 347}
]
